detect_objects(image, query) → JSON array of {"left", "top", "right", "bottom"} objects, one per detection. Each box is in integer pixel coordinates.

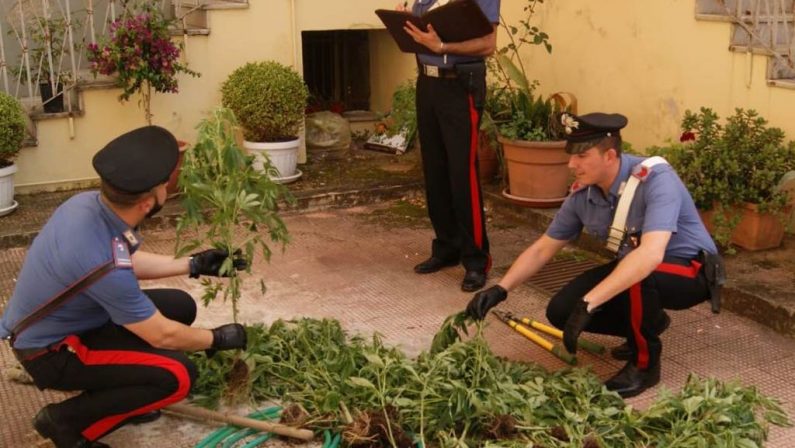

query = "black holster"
[
  {"left": 455, "top": 61, "right": 486, "bottom": 109},
  {"left": 699, "top": 249, "right": 726, "bottom": 314}
]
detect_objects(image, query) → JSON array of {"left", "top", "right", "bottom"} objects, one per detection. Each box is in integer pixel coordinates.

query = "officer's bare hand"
[
  {"left": 206, "top": 323, "right": 247, "bottom": 357},
  {"left": 404, "top": 22, "right": 443, "bottom": 53},
  {"left": 466, "top": 285, "right": 508, "bottom": 320},
  {"left": 395, "top": 1, "right": 408, "bottom": 11},
  {"left": 189, "top": 249, "right": 247, "bottom": 278}
]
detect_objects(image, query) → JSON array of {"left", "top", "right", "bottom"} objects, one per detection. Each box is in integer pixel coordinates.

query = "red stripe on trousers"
[
  {"left": 59, "top": 335, "right": 192, "bottom": 441},
  {"left": 655, "top": 260, "right": 702, "bottom": 278},
  {"left": 467, "top": 94, "right": 483, "bottom": 250},
  {"left": 629, "top": 283, "right": 649, "bottom": 369}
]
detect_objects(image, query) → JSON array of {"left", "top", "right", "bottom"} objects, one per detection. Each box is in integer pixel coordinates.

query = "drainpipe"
[{"left": 290, "top": 0, "right": 307, "bottom": 164}]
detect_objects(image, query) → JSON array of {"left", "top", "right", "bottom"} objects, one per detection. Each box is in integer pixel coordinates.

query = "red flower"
[{"left": 680, "top": 131, "right": 696, "bottom": 142}]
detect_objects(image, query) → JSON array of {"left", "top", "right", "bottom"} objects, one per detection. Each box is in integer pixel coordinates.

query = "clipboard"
[{"left": 375, "top": 0, "right": 494, "bottom": 54}]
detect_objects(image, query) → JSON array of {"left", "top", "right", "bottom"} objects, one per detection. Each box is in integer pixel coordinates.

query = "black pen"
[{"left": 403, "top": 1, "right": 408, "bottom": 9}]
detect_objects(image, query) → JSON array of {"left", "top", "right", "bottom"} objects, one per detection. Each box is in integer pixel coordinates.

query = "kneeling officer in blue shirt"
[
  {"left": 465, "top": 112, "right": 723, "bottom": 398},
  {"left": 0, "top": 126, "right": 248, "bottom": 448}
]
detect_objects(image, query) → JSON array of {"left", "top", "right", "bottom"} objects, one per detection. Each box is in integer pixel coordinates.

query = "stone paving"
[{"left": 1, "top": 201, "right": 794, "bottom": 447}]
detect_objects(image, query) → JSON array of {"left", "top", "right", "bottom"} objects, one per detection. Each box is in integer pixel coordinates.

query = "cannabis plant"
[{"left": 176, "top": 107, "right": 292, "bottom": 321}]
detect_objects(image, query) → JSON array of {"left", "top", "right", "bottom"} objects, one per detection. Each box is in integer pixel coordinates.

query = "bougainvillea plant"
[{"left": 87, "top": 4, "right": 198, "bottom": 124}]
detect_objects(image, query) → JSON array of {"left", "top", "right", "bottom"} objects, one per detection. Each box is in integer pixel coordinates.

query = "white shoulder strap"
[{"left": 606, "top": 156, "right": 669, "bottom": 252}]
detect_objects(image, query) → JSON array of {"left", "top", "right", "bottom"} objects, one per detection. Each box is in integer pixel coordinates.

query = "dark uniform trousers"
[
  {"left": 546, "top": 257, "right": 710, "bottom": 369},
  {"left": 416, "top": 64, "right": 491, "bottom": 273},
  {"left": 18, "top": 289, "right": 198, "bottom": 442}
]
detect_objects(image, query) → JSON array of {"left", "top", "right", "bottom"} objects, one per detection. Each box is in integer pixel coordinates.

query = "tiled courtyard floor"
[{"left": 2, "top": 201, "right": 794, "bottom": 447}]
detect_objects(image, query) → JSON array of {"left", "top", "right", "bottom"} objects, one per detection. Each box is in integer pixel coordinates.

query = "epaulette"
[
  {"left": 631, "top": 156, "right": 669, "bottom": 182},
  {"left": 112, "top": 237, "right": 133, "bottom": 269}
]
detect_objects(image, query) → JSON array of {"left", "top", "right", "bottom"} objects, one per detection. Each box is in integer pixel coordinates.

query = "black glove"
[
  {"left": 206, "top": 323, "right": 247, "bottom": 357},
  {"left": 466, "top": 285, "right": 508, "bottom": 320},
  {"left": 563, "top": 299, "right": 593, "bottom": 354},
  {"left": 189, "top": 249, "right": 247, "bottom": 278}
]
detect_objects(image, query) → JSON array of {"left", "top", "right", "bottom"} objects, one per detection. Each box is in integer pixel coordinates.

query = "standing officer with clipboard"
[{"left": 395, "top": 0, "right": 500, "bottom": 292}]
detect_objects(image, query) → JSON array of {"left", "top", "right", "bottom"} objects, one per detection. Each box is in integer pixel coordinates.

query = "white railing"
[{"left": 0, "top": 0, "right": 197, "bottom": 114}]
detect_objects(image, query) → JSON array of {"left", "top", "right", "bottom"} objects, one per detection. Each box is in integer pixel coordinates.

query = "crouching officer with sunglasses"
[
  {"left": 0, "top": 126, "right": 248, "bottom": 448},
  {"left": 466, "top": 112, "right": 724, "bottom": 398}
]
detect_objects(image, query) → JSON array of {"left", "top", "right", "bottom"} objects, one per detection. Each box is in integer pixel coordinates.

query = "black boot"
[
  {"left": 414, "top": 256, "right": 458, "bottom": 274},
  {"left": 461, "top": 270, "right": 486, "bottom": 292},
  {"left": 33, "top": 406, "right": 111, "bottom": 448},
  {"left": 611, "top": 312, "right": 671, "bottom": 361},
  {"left": 604, "top": 361, "right": 661, "bottom": 398}
]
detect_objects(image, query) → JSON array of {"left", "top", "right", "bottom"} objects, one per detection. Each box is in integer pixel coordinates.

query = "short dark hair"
[
  {"left": 595, "top": 135, "right": 622, "bottom": 156},
  {"left": 100, "top": 181, "right": 154, "bottom": 208}
]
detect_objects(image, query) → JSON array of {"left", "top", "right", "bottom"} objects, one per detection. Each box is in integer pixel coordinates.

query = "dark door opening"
[{"left": 302, "top": 30, "right": 370, "bottom": 113}]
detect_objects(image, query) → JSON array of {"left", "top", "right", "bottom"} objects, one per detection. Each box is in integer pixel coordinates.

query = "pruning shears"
[
  {"left": 515, "top": 315, "right": 606, "bottom": 355},
  {"left": 491, "top": 310, "right": 577, "bottom": 366}
]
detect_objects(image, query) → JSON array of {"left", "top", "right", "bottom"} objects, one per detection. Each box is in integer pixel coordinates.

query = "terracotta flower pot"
[
  {"left": 498, "top": 136, "right": 570, "bottom": 206},
  {"left": 699, "top": 202, "right": 788, "bottom": 251}
]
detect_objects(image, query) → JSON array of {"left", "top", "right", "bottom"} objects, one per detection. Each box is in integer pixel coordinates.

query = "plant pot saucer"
[
  {"left": 501, "top": 188, "right": 566, "bottom": 208},
  {"left": 0, "top": 200, "right": 19, "bottom": 217},
  {"left": 273, "top": 169, "right": 302, "bottom": 184}
]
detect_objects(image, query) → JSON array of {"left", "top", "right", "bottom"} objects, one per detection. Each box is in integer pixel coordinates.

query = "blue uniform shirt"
[
  {"left": 547, "top": 154, "right": 718, "bottom": 259},
  {"left": 0, "top": 192, "right": 156, "bottom": 349},
  {"left": 414, "top": 0, "right": 500, "bottom": 68}
]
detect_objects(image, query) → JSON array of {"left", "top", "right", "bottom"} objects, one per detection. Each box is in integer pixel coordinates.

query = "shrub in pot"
[
  {"left": 221, "top": 61, "right": 309, "bottom": 181},
  {"left": 651, "top": 107, "right": 795, "bottom": 251},
  {"left": 0, "top": 92, "right": 27, "bottom": 214},
  {"left": 483, "top": 1, "right": 574, "bottom": 205}
]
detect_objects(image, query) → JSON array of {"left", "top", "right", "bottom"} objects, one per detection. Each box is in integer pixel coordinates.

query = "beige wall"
[
  {"left": 500, "top": 0, "right": 795, "bottom": 150},
  {"left": 14, "top": 0, "right": 414, "bottom": 192},
  {"left": 370, "top": 30, "right": 416, "bottom": 114},
  {"left": 23, "top": 0, "right": 791, "bottom": 192}
]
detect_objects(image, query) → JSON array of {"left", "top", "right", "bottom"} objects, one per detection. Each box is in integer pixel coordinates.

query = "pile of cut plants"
[{"left": 190, "top": 313, "right": 790, "bottom": 447}]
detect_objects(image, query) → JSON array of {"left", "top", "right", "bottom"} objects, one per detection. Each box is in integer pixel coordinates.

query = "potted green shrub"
[
  {"left": 0, "top": 92, "right": 27, "bottom": 215},
  {"left": 221, "top": 61, "right": 309, "bottom": 183},
  {"left": 652, "top": 107, "right": 795, "bottom": 251},
  {"left": 485, "top": 0, "right": 574, "bottom": 206}
]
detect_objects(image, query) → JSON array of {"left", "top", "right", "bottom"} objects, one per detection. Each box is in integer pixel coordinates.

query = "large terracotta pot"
[
  {"left": 699, "top": 202, "right": 788, "bottom": 251},
  {"left": 498, "top": 136, "right": 570, "bottom": 206}
]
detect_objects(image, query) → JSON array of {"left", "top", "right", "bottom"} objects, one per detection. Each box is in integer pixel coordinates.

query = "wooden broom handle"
[{"left": 164, "top": 403, "right": 314, "bottom": 441}]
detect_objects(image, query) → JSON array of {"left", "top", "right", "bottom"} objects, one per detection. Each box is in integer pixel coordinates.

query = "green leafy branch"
[{"left": 175, "top": 107, "right": 292, "bottom": 321}]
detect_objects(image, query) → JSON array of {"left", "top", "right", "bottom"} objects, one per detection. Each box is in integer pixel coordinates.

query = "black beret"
[
  {"left": 92, "top": 126, "right": 179, "bottom": 194},
  {"left": 559, "top": 112, "right": 628, "bottom": 154}
]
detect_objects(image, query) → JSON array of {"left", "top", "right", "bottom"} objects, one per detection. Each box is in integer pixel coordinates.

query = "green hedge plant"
[
  {"left": 651, "top": 107, "right": 795, "bottom": 247},
  {"left": 0, "top": 92, "right": 27, "bottom": 168},
  {"left": 221, "top": 61, "right": 309, "bottom": 142}
]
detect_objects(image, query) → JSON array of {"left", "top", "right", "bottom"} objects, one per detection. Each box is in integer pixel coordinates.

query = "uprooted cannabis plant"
[
  {"left": 176, "top": 107, "right": 292, "bottom": 322},
  {"left": 191, "top": 314, "right": 790, "bottom": 447}
]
